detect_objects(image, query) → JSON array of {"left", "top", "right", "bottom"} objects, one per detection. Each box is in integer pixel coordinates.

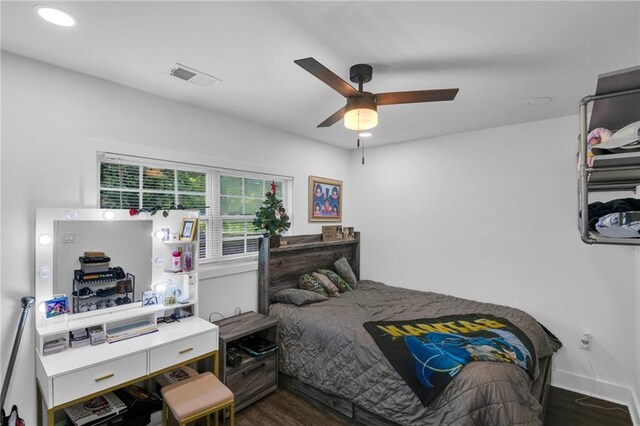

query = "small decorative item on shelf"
[
  {"left": 342, "top": 227, "right": 355, "bottom": 239},
  {"left": 142, "top": 290, "right": 160, "bottom": 306},
  {"left": 44, "top": 295, "right": 69, "bottom": 318},
  {"left": 253, "top": 181, "right": 291, "bottom": 248},
  {"left": 162, "top": 281, "right": 182, "bottom": 305},
  {"left": 171, "top": 248, "right": 182, "bottom": 272},
  {"left": 179, "top": 218, "right": 198, "bottom": 241},
  {"left": 322, "top": 225, "right": 343, "bottom": 242},
  {"left": 183, "top": 245, "right": 192, "bottom": 272}
]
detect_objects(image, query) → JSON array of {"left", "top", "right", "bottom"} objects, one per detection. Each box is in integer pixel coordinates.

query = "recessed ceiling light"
[
  {"left": 525, "top": 97, "right": 552, "bottom": 106},
  {"left": 34, "top": 5, "right": 77, "bottom": 27},
  {"left": 358, "top": 132, "right": 372, "bottom": 138}
]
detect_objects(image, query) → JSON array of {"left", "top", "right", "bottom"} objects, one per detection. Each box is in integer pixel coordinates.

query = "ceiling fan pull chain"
[{"left": 358, "top": 107, "right": 364, "bottom": 163}]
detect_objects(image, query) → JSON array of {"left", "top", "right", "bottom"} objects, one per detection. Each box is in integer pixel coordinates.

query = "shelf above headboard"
[{"left": 257, "top": 233, "right": 360, "bottom": 314}]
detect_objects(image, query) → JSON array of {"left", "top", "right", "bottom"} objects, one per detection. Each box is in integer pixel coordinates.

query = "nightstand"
[{"left": 214, "top": 311, "right": 278, "bottom": 411}]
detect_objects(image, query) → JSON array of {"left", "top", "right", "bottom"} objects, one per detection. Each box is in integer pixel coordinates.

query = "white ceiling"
[{"left": 2, "top": 1, "right": 639, "bottom": 149}]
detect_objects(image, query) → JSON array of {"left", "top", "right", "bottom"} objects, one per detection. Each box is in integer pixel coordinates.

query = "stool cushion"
[{"left": 161, "top": 372, "right": 233, "bottom": 420}]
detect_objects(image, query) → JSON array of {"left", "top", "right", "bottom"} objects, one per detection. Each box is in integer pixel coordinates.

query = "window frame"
[{"left": 97, "top": 153, "right": 292, "bottom": 265}]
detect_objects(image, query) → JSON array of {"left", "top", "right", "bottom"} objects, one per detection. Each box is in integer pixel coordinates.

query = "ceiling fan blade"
[
  {"left": 375, "top": 88, "right": 459, "bottom": 106},
  {"left": 317, "top": 107, "right": 346, "bottom": 128},
  {"left": 295, "top": 57, "right": 360, "bottom": 98}
]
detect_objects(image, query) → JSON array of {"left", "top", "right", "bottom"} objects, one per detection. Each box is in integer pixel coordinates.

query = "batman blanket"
[{"left": 363, "top": 314, "right": 536, "bottom": 405}]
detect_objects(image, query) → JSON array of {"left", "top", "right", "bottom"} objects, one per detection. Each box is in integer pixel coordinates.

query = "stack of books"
[
  {"left": 75, "top": 251, "right": 127, "bottom": 283},
  {"left": 79, "top": 251, "right": 111, "bottom": 274},
  {"left": 64, "top": 393, "right": 127, "bottom": 426},
  {"left": 87, "top": 325, "right": 106, "bottom": 345},
  {"left": 43, "top": 337, "right": 67, "bottom": 356},
  {"left": 70, "top": 328, "right": 91, "bottom": 348},
  {"left": 106, "top": 320, "right": 158, "bottom": 343}
]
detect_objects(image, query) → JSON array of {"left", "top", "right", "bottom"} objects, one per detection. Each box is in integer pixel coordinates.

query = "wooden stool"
[{"left": 161, "top": 372, "right": 235, "bottom": 426}]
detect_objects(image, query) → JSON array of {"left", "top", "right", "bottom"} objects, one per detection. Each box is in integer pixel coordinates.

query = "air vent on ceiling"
[{"left": 169, "top": 63, "right": 221, "bottom": 87}]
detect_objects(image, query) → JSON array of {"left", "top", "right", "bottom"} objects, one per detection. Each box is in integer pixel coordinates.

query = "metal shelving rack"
[{"left": 578, "top": 66, "right": 640, "bottom": 245}]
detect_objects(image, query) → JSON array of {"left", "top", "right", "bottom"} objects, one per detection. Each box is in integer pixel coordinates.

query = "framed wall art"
[{"left": 309, "top": 176, "right": 342, "bottom": 222}]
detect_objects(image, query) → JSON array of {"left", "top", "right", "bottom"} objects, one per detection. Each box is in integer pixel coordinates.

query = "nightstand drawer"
[
  {"left": 149, "top": 330, "right": 216, "bottom": 372},
  {"left": 227, "top": 354, "right": 276, "bottom": 403},
  {"left": 53, "top": 352, "right": 146, "bottom": 406}
]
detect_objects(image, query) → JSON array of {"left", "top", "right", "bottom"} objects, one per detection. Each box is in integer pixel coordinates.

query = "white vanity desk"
[
  {"left": 34, "top": 209, "right": 218, "bottom": 425},
  {"left": 37, "top": 316, "right": 217, "bottom": 425}
]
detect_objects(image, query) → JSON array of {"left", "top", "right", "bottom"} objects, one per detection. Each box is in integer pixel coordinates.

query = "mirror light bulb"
[
  {"left": 38, "top": 302, "right": 46, "bottom": 313},
  {"left": 38, "top": 234, "right": 52, "bottom": 245},
  {"left": 155, "top": 283, "right": 166, "bottom": 292},
  {"left": 103, "top": 210, "right": 115, "bottom": 220},
  {"left": 154, "top": 257, "right": 164, "bottom": 266},
  {"left": 138, "top": 212, "right": 149, "bottom": 219},
  {"left": 39, "top": 268, "right": 51, "bottom": 279},
  {"left": 65, "top": 210, "right": 78, "bottom": 220},
  {"left": 154, "top": 230, "right": 165, "bottom": 239}
]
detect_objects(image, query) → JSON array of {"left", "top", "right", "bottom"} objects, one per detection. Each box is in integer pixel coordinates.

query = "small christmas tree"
[{"left": 253, "top": 181, "right": 291, "bottom": 237}]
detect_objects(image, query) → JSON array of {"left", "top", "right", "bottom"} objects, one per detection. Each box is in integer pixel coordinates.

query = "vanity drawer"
[
  {"left": 149, "top": 331, "right": 216, "bottom": 372},
  {"left": 53, "top": 352, "right": 146, "bottom": 406}
]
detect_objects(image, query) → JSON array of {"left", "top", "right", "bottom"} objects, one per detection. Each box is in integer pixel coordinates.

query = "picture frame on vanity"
[
  {"left": 309, "top": 176, "right": 342, "bottom": 222},
  {"left": 179, "top": 218, "right": 198, "bottom": 241}
]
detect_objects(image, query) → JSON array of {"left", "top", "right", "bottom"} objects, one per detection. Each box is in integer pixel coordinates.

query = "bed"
[{"left": 258, "top": 234, "right": 561, "bottom": 426}]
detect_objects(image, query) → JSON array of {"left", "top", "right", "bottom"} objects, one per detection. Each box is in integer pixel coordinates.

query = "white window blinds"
[{"left": 98, "top": 153, "right": 291, "bottom": 263}]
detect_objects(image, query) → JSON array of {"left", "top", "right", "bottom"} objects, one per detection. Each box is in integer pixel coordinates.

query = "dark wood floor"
[
  {"left": 545, "top": 386, "right": 632, "bottom": 426},
  {"left": 236, "top": 386, "right": 633, "bottom": 426}
]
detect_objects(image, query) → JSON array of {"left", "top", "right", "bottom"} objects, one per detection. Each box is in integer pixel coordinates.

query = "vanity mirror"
[
  {"left": 35, "top": 209, "right": 199, "bottom": 331},
  {"left": 54, "top": 220, "right": 151, "bottom": 313}
]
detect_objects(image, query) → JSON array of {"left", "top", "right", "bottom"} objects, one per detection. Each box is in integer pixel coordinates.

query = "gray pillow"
[
  {"left": 334, "top": 257, "right": 358, "bottom": 289},
  {"left": 271, "top": 288, "right": 328, "bottom": 306}
]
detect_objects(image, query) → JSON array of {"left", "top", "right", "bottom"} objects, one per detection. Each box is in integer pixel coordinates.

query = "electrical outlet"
[{"left": 579, "top": 332, "right": 591, "bottom": 350}]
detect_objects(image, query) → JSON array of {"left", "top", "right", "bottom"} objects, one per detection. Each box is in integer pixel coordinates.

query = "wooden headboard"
[{"left": 257, "top": 233, "right": 360, "bottom": 314}]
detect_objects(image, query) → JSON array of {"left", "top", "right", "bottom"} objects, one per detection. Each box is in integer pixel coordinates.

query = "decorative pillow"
[
  {"left": 334, "top": 257, "right": 358, "bottom": 289},
  {"left": 312, "top": 272, "right": 340, "bottom": 297},
  {"left": 298, "top": 274, "right": 329, "bottom": 296},
  {"left": 271, "top": 288, "right": 328, "bottom": 306},
  {"left": 317, "top": 269, "right": 352, "bottom": 292}
]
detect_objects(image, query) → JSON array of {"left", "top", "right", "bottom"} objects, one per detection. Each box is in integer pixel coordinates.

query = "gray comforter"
[{"left": 270, "top": 281, "right": 561, "bottom": 426}]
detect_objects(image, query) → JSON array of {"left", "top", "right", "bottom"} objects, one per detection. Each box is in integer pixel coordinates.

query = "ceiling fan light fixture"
[{"left": 344, "top": 95, "right": 378, "bottom": 131}]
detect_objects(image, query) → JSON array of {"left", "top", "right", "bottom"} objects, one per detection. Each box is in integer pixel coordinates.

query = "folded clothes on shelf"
[
  {"left": 587, "top": 198, "right": 640, "bottom": 231},
  {"left": 596, "top": 211, "right": 640, "bottom": 238},
  {"left": 591, "top": 121, "right": 640, "bottom": 156}
]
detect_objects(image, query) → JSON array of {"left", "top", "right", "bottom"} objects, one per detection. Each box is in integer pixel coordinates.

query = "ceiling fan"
[{"left": 294, "top": 57, "right": 459, "bottom": 131}]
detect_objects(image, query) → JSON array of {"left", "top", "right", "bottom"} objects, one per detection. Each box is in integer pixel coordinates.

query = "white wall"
[
  {"left": 0, "top": 51, "right": 351, "bottom": 423},
  {"left": 350, "top": 116, "right": 640, "bottom": 416}
]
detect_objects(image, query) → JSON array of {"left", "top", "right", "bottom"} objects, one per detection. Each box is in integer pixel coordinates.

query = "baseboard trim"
[{"left": 552, "top": 369, "right": 638, "bottom": 425}]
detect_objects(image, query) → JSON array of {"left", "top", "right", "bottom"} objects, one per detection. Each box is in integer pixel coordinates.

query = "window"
[{"left": 98, "top": 154, "right": 291, "bottom": 264}]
